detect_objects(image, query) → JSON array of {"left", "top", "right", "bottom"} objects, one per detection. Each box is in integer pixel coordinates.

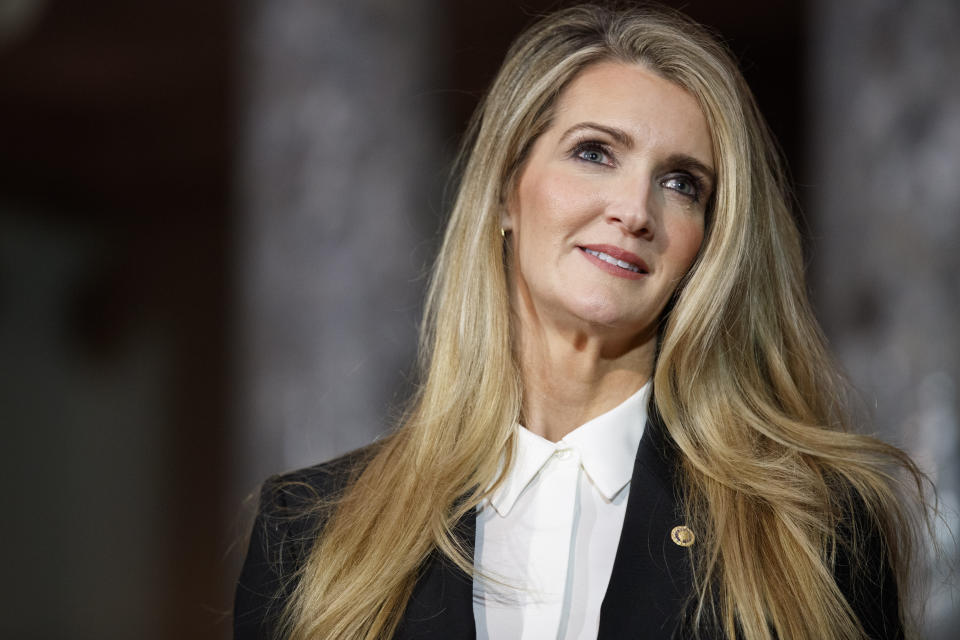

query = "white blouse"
[{"left": 473, "top": 384, "right": 650, "bottom": 640}]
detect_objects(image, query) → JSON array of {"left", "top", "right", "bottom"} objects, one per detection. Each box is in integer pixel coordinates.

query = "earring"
[{"left": 500, "top": 227, "right": 506, "bottom": 238}]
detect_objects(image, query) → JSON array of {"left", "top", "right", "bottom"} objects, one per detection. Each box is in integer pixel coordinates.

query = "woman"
[{"left": 235, "top": 5, "right": 931, "bottom": 639}]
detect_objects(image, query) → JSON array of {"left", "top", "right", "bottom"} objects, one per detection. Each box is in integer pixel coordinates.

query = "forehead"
[{"left": 549, "top": 61, "right": 713, "bottom": 166}]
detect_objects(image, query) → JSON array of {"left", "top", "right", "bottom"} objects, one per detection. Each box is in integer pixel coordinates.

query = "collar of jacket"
[{"left": 394, "top": 409, "right": 696, "bottom": 640}]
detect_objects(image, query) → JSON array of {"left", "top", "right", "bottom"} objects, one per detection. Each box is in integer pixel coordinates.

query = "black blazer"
[{"left": 234, "top": 415, "right": 903, "bottom": 639}]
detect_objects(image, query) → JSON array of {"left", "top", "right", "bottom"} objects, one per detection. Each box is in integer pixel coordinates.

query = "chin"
[
  {"left": 569, "top": 300, "right": 643, "bottom": 333},
  {"left": 563, "top": 289, "right": 663, "bottom": 337}
]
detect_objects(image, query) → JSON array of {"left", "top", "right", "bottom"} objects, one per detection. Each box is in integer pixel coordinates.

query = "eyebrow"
[
  {"left": 558, "top": 121, "right": 716, "bottom": 187},
  {"left": 560, "top": 122, "right": 634, "bottom": 148}
]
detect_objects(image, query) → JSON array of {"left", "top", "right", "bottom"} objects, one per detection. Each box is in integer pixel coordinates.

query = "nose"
[{"left": 605, "top": 176, "right": 655, "bottom": 239}]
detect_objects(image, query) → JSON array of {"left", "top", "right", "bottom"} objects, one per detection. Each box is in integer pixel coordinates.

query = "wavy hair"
[{"left": 278, "top": 5, "right": 931, "bottom": 639}]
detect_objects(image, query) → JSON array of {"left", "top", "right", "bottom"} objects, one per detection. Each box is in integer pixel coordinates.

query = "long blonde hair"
[{"left": 279, "top": 5, "right": 931, "bottom": 639}]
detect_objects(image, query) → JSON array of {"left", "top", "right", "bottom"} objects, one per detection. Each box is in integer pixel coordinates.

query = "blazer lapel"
[
  {"left": 598, "top": 414, "right": 695, "bottom": 640},
  {"left": 395, "top": 414, "right": 693, "bottom": 640},
  {"left": 394, "top": 508, "right": 478, "bottom": 639}
]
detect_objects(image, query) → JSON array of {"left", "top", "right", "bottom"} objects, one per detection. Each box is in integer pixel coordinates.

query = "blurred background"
[{"left": 0, "top": 0, "right": 956, "bottom": 638}]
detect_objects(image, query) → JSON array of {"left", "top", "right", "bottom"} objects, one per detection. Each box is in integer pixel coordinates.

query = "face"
[{"left": 503, "top": 61, "right": 714, "bottom": 342}]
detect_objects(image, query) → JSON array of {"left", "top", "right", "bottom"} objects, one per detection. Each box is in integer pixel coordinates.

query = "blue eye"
[
  {"left": 573, "top": 141, "right": 612, "bottom": 166},
  {"left": 662, "top": 174, "right": 701, "bottom": 200}
]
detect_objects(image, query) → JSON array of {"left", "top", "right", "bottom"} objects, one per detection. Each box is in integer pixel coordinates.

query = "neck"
[{"left": 515, "top": 320, "right": 655, "bottom": 442}]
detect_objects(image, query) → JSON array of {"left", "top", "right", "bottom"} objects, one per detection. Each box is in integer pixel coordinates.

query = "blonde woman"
[{"left": 235, "top": 5, "right": 931, "bottom": 639}]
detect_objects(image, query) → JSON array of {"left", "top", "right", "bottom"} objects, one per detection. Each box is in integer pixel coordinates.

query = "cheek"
[
  {"left": 671, "top": 217, "right": 705, "bottom": 272},
  {"left": 515, "top": 169, "right": 597, "bottom": 236}
]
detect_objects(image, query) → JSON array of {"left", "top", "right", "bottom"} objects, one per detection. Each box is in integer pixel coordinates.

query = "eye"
[
  {"left": 572, "top": 141, "right": 614, "bottom": 166},
  {"left": 662, "top": 173, "right": 702, "bottom": 201}
]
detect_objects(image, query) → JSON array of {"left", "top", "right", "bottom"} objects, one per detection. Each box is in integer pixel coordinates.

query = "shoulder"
[
  {"left": 261, "top": 445, "right": 377, "bottom": 521},
  {"left": 255, "top": 443, "right": 381, "bottom": 566},
  {"left": 234, "top": 444, "right": 379, "bottom": 640}
]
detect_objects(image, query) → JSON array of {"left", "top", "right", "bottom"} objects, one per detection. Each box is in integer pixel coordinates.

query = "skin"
[{"left": 502, "top": 61, "right": 715, "bottom": 442}]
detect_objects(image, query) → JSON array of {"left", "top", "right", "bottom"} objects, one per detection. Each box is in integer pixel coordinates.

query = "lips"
[{"left": 578, "top": 244, "right": 649, "bottom": 276}]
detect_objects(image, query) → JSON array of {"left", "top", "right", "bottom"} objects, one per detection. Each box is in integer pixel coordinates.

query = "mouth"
[{"left": 578, "top": 244, "right": 649, "bottom": 276}]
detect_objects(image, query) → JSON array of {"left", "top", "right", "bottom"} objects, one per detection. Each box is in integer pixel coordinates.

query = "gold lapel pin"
[{"left": 671, "top": 525, "right": 695, "bottom": 547}]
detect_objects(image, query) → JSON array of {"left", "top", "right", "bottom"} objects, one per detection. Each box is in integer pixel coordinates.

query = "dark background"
[{"left": 2, "top": 1, "right": 955, "bottom": 638}]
